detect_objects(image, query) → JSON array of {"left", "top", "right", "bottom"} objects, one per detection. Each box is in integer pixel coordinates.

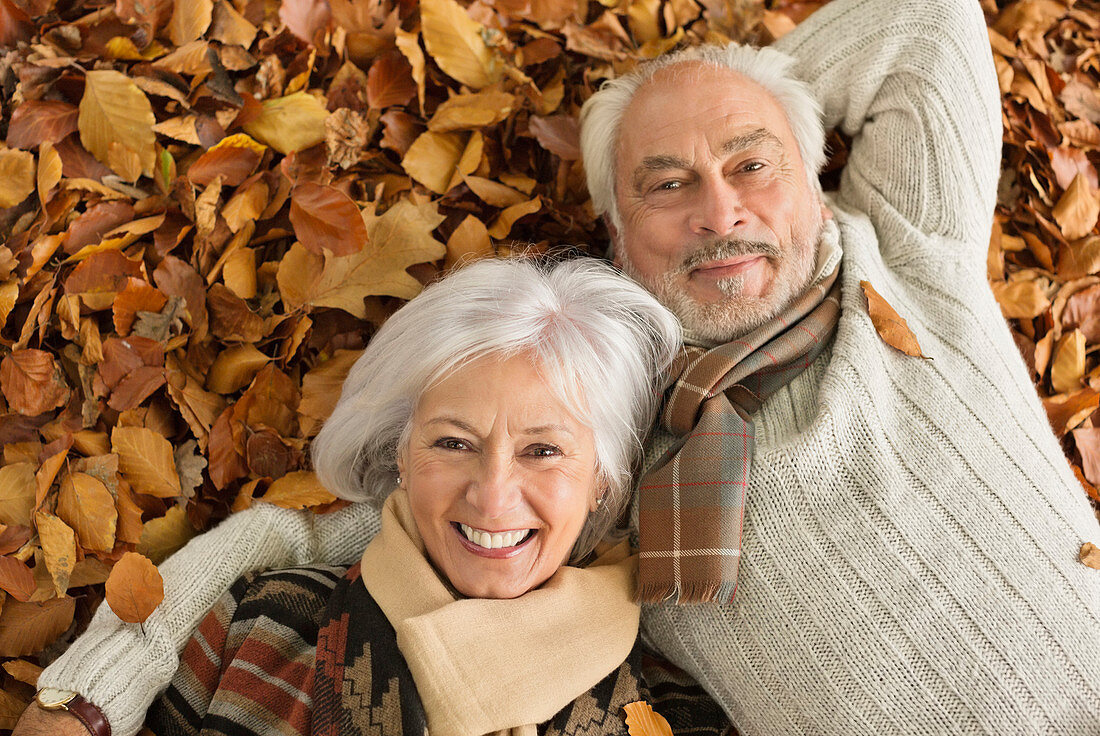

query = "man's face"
[{"left": 611, "top": 62, "right": 827, "bottom": 342}]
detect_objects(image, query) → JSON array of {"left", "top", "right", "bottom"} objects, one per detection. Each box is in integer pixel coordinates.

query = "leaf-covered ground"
[{"left": 0, "top": 0, "right": 1098, "bottom": 728}]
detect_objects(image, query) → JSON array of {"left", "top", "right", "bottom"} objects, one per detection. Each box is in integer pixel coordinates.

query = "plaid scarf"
[{"left": 637, "top": 265, "right": 842, "bottom": 604}]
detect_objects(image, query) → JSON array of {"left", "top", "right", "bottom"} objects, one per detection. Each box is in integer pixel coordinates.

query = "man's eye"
[
  {"left": 654, "top": 180, "right": 682, "bottom": 191},
  {"left": 741, "top": 161, "right": 764, "bottom": 172}
]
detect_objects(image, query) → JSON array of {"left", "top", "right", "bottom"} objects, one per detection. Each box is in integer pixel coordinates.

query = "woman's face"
[{"left": 398, "top": 353, "right": 601, "bottom": 599}]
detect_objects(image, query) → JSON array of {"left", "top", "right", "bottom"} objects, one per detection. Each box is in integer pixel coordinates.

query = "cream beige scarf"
[{"left": 360, "top": 491, "right": 639, "bottom": 736}]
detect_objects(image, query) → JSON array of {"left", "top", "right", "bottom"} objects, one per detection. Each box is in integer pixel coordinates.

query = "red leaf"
[
  {"left": 0, "top": 350, "right": 70, "bottom": 417},
  {"left": 5, "top": 101, "right": 79, "bottom": 150},
  {"left": 289, "top": 182, "right": 368, "bottom": 256},
  {"left": 0, "top": 556, "right": 35, "bottom": 602}
]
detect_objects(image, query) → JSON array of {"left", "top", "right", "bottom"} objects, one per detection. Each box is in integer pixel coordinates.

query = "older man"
[{"left": 20, "top": 0, "right": 1100, "bottom": 734}]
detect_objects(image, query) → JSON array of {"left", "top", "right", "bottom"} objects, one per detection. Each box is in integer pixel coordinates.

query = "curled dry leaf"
[
  {"left": 623, "top": 701, "right": 673, "bottom": 736},
  {"left": 104, "top": 551, "right": 164, "bottom": 624},
  {"left": 860, "top": 281, "right": 927, "bottom": 359}
]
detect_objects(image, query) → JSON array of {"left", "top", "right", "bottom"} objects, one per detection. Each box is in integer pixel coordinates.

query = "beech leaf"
[
  {"left": 78, "top": 70, "right": 156, "bottom": 181},
  {"left": 242, "top": 92, "right": 330, "bottom": 155},
  {"left": 860, "top": 281, "right": 927, "bottom": 359},
  {"left": 167, "top": 0, "right": 213, "bottom": 45},
  {"left": 112, "top": 426, "right": 183, "bottom": 498},
  {"left": 0, "top": 597, "right": 75, "bottom": 657},
  {"left": 1081, "top": 542, "right": 1100, "bottom": 570},
  {"left": 623, "top": 701, "right": 673, "bottom": 736},
  {"left": 0, "top": 148, "right": 34, "bottom": 208},
  {"left": 0, "top": 349, "right": 70, "bottom": 417},
  {"left": 0, "top": 556, "right": 35, "bottom": 602},
  {"left": 261, "top": 470, "right": 338, "bottom": 509},
  {"left": 420, "top": 0, "right": 502, "bottom": 89},
  {"left": 1053, "top": 173, "right": 1100, "bottom": 241},
  {"left": 104, "top": 551, "right": 164, "bottom": 624},
  {"left": 56, "top": 472, "right": 118, "bottom": 553},
  {"left": 290, "top": 182, "right": 368, "bottom": 256},
  {"left": 34, "top": 512, "right": 75, "bottom": 597}
]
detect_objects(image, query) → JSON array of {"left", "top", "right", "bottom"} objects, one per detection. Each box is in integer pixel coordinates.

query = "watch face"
[{"left": 36, "top": 687, "right": 77, "bottom": 709}]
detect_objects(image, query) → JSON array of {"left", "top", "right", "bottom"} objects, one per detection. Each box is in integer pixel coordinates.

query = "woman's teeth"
[{"left": 459, "top": 524, "right": 531, "bottom": 549}]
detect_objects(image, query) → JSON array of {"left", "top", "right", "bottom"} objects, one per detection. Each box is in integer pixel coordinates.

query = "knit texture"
[
  {"left": 636, "top": 0, "right": 1100, "bottom": 734},
  {"left": 39, "top": 0, "right": 1100, "bottom": 734}
]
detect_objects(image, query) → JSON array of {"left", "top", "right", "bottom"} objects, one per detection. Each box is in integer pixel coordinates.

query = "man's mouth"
[
  {"left": 690, "top": 254, "right": 767, "bottom": 279},
  {"left": 455, "top": 522, "right": 535, "bottom": 550}
]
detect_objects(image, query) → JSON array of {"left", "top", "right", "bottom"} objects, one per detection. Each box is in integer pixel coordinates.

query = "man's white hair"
[
  {"left": 580, "top": 43, "right": 826, "bottom": 232},
  {"left": 312, "top": 257, "right": 681, "bottom": 560}
]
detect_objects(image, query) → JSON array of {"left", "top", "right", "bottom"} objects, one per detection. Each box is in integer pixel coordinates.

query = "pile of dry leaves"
[{"left": 0, "top": 0, "right": 1097, "bottom": 727}]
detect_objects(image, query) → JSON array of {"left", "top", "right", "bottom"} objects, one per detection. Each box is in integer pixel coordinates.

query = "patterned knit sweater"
[{"left": 40, "top": 0, "right": 1100, "bottom": 735}]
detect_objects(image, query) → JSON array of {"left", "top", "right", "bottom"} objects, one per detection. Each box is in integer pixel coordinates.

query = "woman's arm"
[{"left": 17, "top": 500, "right": 379, "bottom": 736}]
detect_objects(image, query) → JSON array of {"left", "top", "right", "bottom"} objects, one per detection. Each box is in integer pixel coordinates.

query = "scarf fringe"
[{"left": 635, "top": 581, "right": 738, "bottom": 605}]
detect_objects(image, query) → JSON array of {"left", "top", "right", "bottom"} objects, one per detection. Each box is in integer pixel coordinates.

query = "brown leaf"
[
  {"left": 992, "top": 279, "right": 1051, "bottom": 319},
  {"left": 0, "top": 597, "right": 75, "bottom": 657},
  {"left": 2, "top": 657, "right": 43, "bottom": 686},
  {"left": 1043, "top": 388, "right": 1099, "bottom": 435},
  {"left": 34, "top": 511, "right": 75, "bottom": 597},
  {"left": 56, "top": 472, "right": 118, "bottom": 553},
  {"left": 1049, "top": 146, "right": 1098, "bottom": 192},
  {"left": 208, "top": 283, "right": 266, "bottom": 342},
  {"left": 280, "top": 0, "right": 331, "bottom": 45},
  {"left": 1073, "top": 426, "right": 1100, "bottom": 486},
  {"left": 78, "top": 70, "right": 156, "bottom": 182},
  {"left": 402, "top": 130, "right": 465, "bottom": 194},
  {"left": 113, "top": 279, "right": 169, "bottom": 336},
  {"left": 187, "top": 145, "right": 263, "bottom": 187},
  {"left": 104, "top": 551, "right": 164, "bottom": 624},
  {"left": 298, "top": 349, "right": 362, "bottom": 436},
  {"left": 528, "top": 114, "right": 580, "bottom": 159},
  {"left": 6, "top": 101, "right": 78, "bottom": 149},
  {"left": 210, "top": 0, "right": 258, "bottom": 47},
  {"left": 1061, "top": 80, "right": 1100, "bottom": 125},
  {"left": 112, "top": 426, "right": 183, "bottom": 498},
  {"left": 207, "top": 344, "right": 270, "bottom": 394},
  {"left": 261, "top": 470, "right": 338, "bottom": 509},
  {"left": 445, "top": 214, "right": 494, "bottom": 269},
  {"left": 420, "top": 0, "right": 502, "bottom": 89},
  {"left": 367, "top": 52, "right": 417, "bottom": 109},
  {"left": 860, "top": 281, "right": 927, "bottom": 358},
  {"left": 1052, "top": 173, "right": 1100, "bottom": 241},
  {"left": 394, "top": 27, "right": 426, "bottom": 113},
  {"left": 289, "top": 182, "right": 368, "bottom": 256},
  {"left": 0, "top": 464, "right": 35, "bottom": 528},
  {"left": 0, "top": 525, "right": 32, "bottom": 555},
  {"left": 0, "top": 349, "right": 70, "bottom": 417},
  {"left": 1081, "top": 542, "right": 1100, "bottom": 570},
  {"left": 1062, "top": 283, "right": 1100, "bottom": 341},
  {"left": 0, "top": 556, "right": 35, "bottom": 602}
]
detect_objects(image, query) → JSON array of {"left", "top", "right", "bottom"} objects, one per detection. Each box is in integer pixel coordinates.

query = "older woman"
[{"left": 144, "top": 258, "right": 729, "bottom": 736}]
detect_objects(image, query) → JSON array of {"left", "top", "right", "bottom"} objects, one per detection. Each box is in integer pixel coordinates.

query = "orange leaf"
[
  {"left": 0, "top": 464, "right": 36, "bottom": 527},
  {"left": 289, "top": 182, "right": 368, "bottom": 256},
  {"left": 0, "top": 597, "right": 75, "bottom": 657},
  {"left": 367, "top": 52, "right": 417, "bottom": 110},
  {"left": 56, "top": 472, "right": 118, "bottom": 553},
  {"left": 261, "top": 470, "right": 338, "bottom": 509},
  {"left": 104, "top": 552, "right": 164, "bottom": 624},
  {"left": 5, "top": 100, "right": 78, "bottom": 149},
  {"left": 34, "top": 511, "right": 75, "bottom": 597},
  {"left": 112, "top": 426, "right": 183, "bottom": 498},
  {"left": 860, "top": 281, "right": 926, "bottom": 358},
  {"left": 1081, "top": 542, "right": 1100, "bottom": 571},
  {"left": 623, "top": 701, "right": 673, "bottom": 736},
  {"left": 0, "top": 556, "right": 35, "bottom": 602},
  {"left": 187, "top": 145, "right": 262, "bottom": 187},
  {"left": 1052, "top": 173, "right": 1100, "bottom": 241},
  {"left": 0, "top": 349, "right": 70, "bottom": 417}
]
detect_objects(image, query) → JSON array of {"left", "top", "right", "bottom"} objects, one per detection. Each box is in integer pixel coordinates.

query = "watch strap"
[{"left": 37, "top": 692, "right": 111, "bottom": 736}]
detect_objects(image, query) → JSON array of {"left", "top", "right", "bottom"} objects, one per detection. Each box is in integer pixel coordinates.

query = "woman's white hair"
[
  {"left": 312, "top": 257, "right": 681, "bottom": 560},
  {"left": 580, "top": 43, "right": 825, "bottom": 232}
]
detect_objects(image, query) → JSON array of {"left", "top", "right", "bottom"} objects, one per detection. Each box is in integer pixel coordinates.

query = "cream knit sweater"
[{"left": 39, "top": 1, "right": 1100, "bottom": 734}]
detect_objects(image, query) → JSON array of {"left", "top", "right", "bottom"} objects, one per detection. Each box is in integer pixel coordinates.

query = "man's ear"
[
  {"left": 605, "top": 218, "right": 623, "bottom": 266},
  {"left": 820, "top": 202, "right": 833, "bottom": 221}
]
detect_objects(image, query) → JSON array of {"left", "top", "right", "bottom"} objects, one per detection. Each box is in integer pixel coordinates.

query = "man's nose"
[
  {"left": 467, "top": 452, "right": 521, "bottom": 519},
  {"left": 690, "top": 178, "right": 745, "bottom": 236}
]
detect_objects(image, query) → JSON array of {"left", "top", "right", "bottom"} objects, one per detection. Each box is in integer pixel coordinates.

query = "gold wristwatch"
[{"left": 35, "top": 687, "right": 111, "bottom": 736}]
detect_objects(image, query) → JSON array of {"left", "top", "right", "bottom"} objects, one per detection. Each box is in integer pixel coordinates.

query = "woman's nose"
[
  {"left": 690, "top": 179, "right": 745, "bottom": 237},
  {"left": 466, "top": 453, "right": 521, "bottom": 518}
]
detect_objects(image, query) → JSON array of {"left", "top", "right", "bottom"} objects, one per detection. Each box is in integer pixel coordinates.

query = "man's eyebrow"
[
  {"left": 632, "top": 154, "right": 691, "bottom": 191},
  {"left": 721, "top": 128, "right": 784, "bottom": 154}
]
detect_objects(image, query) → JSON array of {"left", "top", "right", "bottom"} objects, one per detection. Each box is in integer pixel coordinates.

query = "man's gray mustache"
[{"left": 679, "top": 240, "right": 781, "bottom": 272}]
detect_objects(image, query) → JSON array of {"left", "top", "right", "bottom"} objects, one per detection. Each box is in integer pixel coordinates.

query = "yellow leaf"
[
  {"left": 167, "top": 0, "right": 213, "bottom": 46},
  {"left": 860, "top": 281, "right": 927, "bottom": 358},
  {"left": 56, "top": 472, "right": 118, "bottom": 553},
  {"left": 0, "top": 463, "right": 35, "bottom": 527},
  {"left": 276, "top": 242, "right": 325, "bottom": 311},
  {"left": 105, "top": 552, "right": 164, "bottom": 624},
  {"left": 464, "top": 175, "right": 528, "bottom": 207},
  {"left": 0, "top": 148, "right": 35, "bottom": 208},
  {"left": 0, "top": 281, "right": 17, "bottom": 329},
  {"left": 112, "top": 426, "right": 183, "bottom": 498},
  {"left": 307, "top": 200, "right": 446, "bottom": 314},
  {"left": 1052, "top": 329, "right": 1086, "bottom": 394},
  {"left": 420, "top": 0, "right": 502, "bottom": 89},
  {"left": 210, "top": 132, "right": 268, "bottom": 155},
  {"left": 261, "top": 470, "right": 338, "bottom": 509},
  {"left": 992, "top": 279, "right": 1051, "bottom": 319},
  {"left": 137, "top": 505, "right": 196, "bottom": 564},
  {"left": 448, "top": 131, "right": 483, "bottom": 191},
  {"left": 402, "top": 130, "right": 465, "bottom": 194},
  {"left": 1053, "top": 173, "right": 1100, "bottom": 241},
  {"left": 223, "top": 247, "right": 257, "bottom": 299},
  {"left": 223, "top": 178, "right": 269, "bottom": 233},
  {"left": 395, "top": 27, "right": 426, "bottom": 113},
  {"left": 210, "top": 0, "right": 258, "bottom": 47},
  {"left": 623, "top": 701, "right": 673, "bottom": 736},
  {"left": 429, "top": 91, "right": 515, "bottom": 132},
  {"left": 34, "top": 511, "right": 75, "bottom": 597},
  {"left": 78, "top": 70, "right": 156, "bottom": 180},
  {"left": 36, "top": 142, "right": 61, "bottom": 207},
  {"left": 242, "top": 92, "right": 329, "bottom": 155},
  {"left": 445, "top": 214, "right": 494, "bottom": 269},
  {"left": 488, "top": 196, "right": 542, "bottom": 239},
  {"left": 207, "top": 344, "right": 271, "bottom": 394}
]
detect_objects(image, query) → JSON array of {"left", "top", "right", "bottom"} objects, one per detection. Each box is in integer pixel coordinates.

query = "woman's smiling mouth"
[{"left": 453, "top": 522, "right": 536, "bottom": 556}]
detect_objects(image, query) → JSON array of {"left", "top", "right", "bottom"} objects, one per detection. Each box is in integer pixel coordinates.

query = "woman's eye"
[
  {"left": 528, "top": 445, "right": 562, "bottom": 457},
  {"left": 436, "top": 438, "right": 469, "bottom": 451}
]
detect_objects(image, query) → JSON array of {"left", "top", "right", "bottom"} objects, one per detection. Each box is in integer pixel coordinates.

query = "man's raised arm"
[
  {"left": 16, "top": 499, "right": 379, "bottom": 736},
  {"left": 774, "top": 0, "right": 1002, "bottom": 256}
]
